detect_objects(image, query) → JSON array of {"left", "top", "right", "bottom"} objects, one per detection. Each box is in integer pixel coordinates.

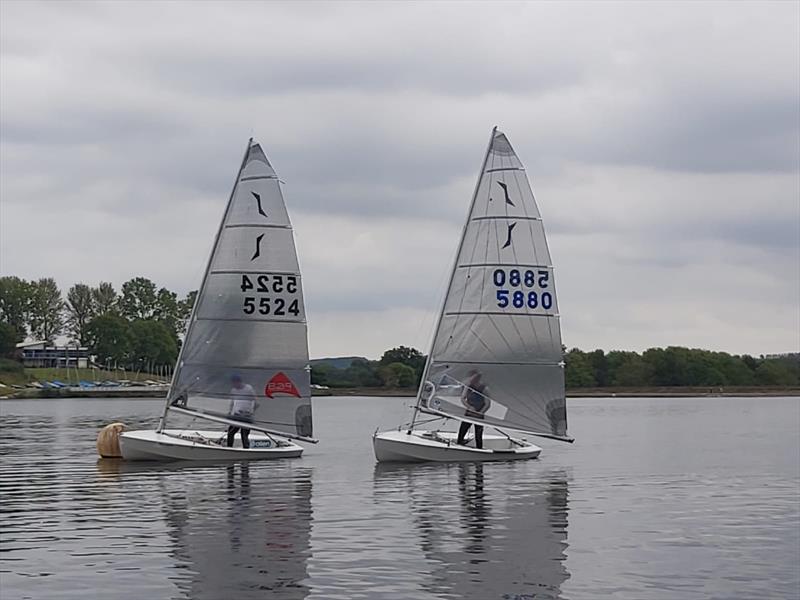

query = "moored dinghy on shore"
[
  {"left": 119, "top": 139, "right": 316, "bottom": 461},
  {"left": 373, "top": 127, "right": 573, "bottom": 463}
]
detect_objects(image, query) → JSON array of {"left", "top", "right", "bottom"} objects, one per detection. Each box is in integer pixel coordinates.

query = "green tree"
[
  {"left": 128, "top": 319, "right": 178, "bottom": 369},
  {"left": 119, "top": 277, "right": 158, "bottom": 320},
  {"left": 754, "top": 360, "right": 797, "bottom": 386},
  {"left": 154, "top": 287, "right": 180, "bottom": 338},
  {"left": 28, "top": 278, "right": 64, "bottom": 343},
  {"left": 92, "top": 282, "right": 118, "bottom": 315},
  {"left": 642, "top": 346, "right": 695, "bottom": 386},
  {"left": 380, "top": 346, "right": 426, "bottom": 384},
  {"left": 379, "top": 362, "right": 416, "bottom": 387},
  {"left": 0, "top": 322, "right": 17, "bottom": 357},
  {"left": 0, "top": 276, "right": 31, "bottom": 341},
  {"left": 607, "top": 350, "right": 654, "bottom": 387},
  {"left": 66, "top": 283, "right": 96, "bottom": 346},
  {"left": 310, "top": 363, "right": 333, "bottom": 386},
  {"left": 344, "top": 359, "right": 382, "bottom": 387},
  {"left": 86, "top": 314, "right": 131, "bottom": 366},
  {"left": 589, "top": 349, "right": 609, "bottom": 387},
  {"left": 177, "top": 290, "right": 198, "bottom": 334},
  {"left": 565, "top": 348, "right": 596, "bottom": 388}
]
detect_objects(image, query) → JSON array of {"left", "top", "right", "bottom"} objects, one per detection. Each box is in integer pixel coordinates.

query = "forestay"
[
  {"left": 162, "top": 140, "right": 313, "bottom": 441},
  {"left": 417, "top": 128, "right": 569, "bottom": 440}
]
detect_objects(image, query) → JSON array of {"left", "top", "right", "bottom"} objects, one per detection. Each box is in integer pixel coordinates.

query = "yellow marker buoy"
[{"left": 97, "top": 422, "right": 126, "bottom": 458}]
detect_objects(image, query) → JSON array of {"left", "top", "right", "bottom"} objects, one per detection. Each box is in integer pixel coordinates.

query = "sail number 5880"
[{"left": 493, "top": 268, "right": 553, "bottom": 311}]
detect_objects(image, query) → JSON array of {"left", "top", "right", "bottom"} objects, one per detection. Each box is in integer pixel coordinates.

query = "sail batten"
[
  {"left": 161, "top": 140, "right": 313, "bottom": 440},
  {"left": 416, "top": 129, "right": 568, "bottom": 439}
]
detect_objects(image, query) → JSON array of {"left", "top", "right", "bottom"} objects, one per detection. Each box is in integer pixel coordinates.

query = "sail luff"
[
  {"left": 412, "top": 127, "right": 498, "bottom": 420},
  {"left": 158, "top": 139, "right": 253, "bottom": 432}
]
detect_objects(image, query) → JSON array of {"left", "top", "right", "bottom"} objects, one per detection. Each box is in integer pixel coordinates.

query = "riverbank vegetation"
[{"left": 312, "top": 346, "right": 799, "bottom": 390}]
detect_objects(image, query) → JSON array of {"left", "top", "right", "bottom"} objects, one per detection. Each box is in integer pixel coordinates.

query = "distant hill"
[{"left": 310, "top": 356, "right": 369, "bottom": 370}]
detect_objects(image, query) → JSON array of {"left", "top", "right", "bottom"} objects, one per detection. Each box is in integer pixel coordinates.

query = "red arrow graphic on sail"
[{"left": 265, "top": 372, "right": 301, "bottom": 398}]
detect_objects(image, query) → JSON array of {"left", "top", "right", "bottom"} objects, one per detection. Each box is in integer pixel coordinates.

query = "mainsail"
[
  {"left": 417, "top": 128, "right": 569, "bottom": 440},
  {"left": 161, "top": 139, "right": 313, "bottom": 441}
]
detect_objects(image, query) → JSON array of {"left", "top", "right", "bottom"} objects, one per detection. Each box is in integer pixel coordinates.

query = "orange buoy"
[{"left": 97, "top": 422, "right": 126, "bottom": 458}]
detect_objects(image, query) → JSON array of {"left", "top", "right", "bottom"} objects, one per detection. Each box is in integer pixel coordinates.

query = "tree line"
[
  {"left": 311, "top": 346, "right": 427, "bottom": 389},
  {"left": 312, "top": 345, "right": 799, "bottom": 389},
  {"left": 1, "top": 276, "right": 796, "bottom": 387},
  {"left": 0, "top": 276, "right": 195, "bottom": 372},
  {"left": 565, "top": 346, "right": 799, "bottom": 388}
]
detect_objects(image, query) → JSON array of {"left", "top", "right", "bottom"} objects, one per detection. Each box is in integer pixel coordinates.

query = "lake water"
[{"left": 1, "top": 395, "right": 798, "bottom": 600}]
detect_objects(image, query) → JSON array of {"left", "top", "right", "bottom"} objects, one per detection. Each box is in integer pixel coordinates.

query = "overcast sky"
[{"left": 1, "top": 1, "right": 798, "bottom": 359}]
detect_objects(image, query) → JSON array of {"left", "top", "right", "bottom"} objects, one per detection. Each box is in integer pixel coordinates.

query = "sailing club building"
[{"left": 16, "top": 341, "right": 90, "bottom": 369}]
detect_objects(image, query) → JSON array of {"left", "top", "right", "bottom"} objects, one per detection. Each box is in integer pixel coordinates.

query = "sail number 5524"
[
  {"left": 493, "top": 268, "right": 553, "bottom": 310},
  {"left": 240, "top": 274, "right": 300, "bottom": 317}
]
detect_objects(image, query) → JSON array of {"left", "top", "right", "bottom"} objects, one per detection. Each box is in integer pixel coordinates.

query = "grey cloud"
[{"left": 1, "top": 1, "right": 798, "bottom": 356}]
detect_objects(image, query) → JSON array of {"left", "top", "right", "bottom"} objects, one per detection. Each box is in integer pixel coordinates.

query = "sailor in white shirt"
[{"left": 226, "top": 373, "right": 256, "bottom": 448}]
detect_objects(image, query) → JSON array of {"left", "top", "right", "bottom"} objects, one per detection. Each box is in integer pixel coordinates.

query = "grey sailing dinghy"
[
  {"left": 373, "top": 128, "right": 573, "bottom": 463},
  {"left": 120, "top": 139, "right": 316, "bottom": 461}
]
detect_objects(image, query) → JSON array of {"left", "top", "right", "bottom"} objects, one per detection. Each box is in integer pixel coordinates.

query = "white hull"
[
  {"left": 120, "top": 429, "right": 304, "bottom": 461},
  {"left": 373, "top": 429, "right": 541, "bottom": 463}
]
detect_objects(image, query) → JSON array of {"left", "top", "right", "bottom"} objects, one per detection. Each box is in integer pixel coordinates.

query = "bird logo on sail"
[
  {"left": 502, "top": 222, "right": 516, "bottom": 249},
  {"left": 265, "top": 372, "right": 301, "bottom": 398},
  {"left": 251, "top": 191, "right": 268, "bottom": 218},
  {"left": 251, "top": 233, "right": 264, "bottom": 261}
]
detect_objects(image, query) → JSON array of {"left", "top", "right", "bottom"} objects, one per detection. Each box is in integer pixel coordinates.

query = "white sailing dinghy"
[
  {"left": 120, "top": 139, "right": 316, "bottom": 461},
  {"left": 373, "top": 128, "right": 573, "bottom": 463}
]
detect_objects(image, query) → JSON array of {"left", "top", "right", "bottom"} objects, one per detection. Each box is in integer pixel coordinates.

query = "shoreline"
[{"left": 2, "top": 385, "right": 798, "bottom": 400}]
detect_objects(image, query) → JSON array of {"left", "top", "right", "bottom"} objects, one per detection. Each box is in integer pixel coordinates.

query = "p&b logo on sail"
[{"left": 265, "top": 372, "right": 300, "bottom": 398}]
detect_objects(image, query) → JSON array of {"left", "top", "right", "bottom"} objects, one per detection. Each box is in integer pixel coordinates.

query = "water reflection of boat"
[
  {"left": 373, "top": 462, "right": 569, "bottom": 599},
  {"left": 98, "top": 460, "right": 313, "bottom": 599}
]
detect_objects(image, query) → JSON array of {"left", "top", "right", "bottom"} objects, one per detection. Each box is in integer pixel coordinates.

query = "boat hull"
[
  {"left": 120, "top": 429, "right": 304, "bottom": 461},
  {"left": 373, "top": 429, "right": 541, "bottom": 463}
]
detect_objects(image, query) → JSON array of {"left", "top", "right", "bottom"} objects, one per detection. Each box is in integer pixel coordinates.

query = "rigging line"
[
  {"left": 224, "top": 224, "right": 292, "bottom": 230},
  {"left": 210, "top": 269, "right": 302, "bottom": 276},
  {"left": 492, "top": 427, "right": 526, "bottom": 447},
  {"left": 472, "top": 215, "right": 541, "bottom": 221},
  {"left": 485, "top": 167, "right": 524, "bottom": 173},
  {"left": 444, "top": 311, "right": 557, "bottom": 317},
  {"left": 194, "top": 316, "right": 305, "bottom": 324},
  {"left": 458, "top": 262, "right": 552, "bottom": 269},
  {"left": 429, "top": 358, "right": 562, "bottom": 366}
]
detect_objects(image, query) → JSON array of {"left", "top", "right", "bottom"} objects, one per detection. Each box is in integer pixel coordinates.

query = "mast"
[
  {"left": 409, "top": 127, "right": 497, "bottom": 430},
  {"left": 157, "top": 138, "right": 253, "bottom": 432}
]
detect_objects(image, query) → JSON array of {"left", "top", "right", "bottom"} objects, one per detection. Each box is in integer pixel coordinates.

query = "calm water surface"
[{"left": 1, "top": 396, "right": 798, "bottom": 599}]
